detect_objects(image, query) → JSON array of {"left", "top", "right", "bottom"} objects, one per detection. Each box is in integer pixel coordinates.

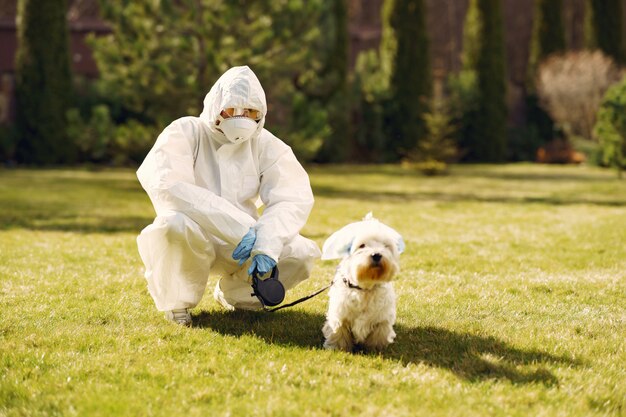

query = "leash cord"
[{"left": 263, "top": 281, "right": 334, "bottom": 312}]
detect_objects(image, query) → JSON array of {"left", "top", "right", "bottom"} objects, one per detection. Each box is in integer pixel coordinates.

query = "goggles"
[{"left": 221, "top": 107, "right": 263, "bottom": 121}]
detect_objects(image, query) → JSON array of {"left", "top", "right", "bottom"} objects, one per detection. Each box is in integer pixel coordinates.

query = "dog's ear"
[
  {"left": 396, "top": 235, "right": 406, "bottom": 254},
  {"left": 321, "top": 224, "right": 360, "bottom": 260},
  {"left": 322, "top": 217, "right": 406, "bottom": 259}
]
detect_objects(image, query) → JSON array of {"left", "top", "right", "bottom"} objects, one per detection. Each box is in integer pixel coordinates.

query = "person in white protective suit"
[{"left": 136, "top": 65, "right": 321, "bottom": 325}]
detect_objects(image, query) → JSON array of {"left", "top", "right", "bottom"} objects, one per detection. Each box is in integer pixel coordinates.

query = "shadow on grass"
[
  {"left": 194, "top": 309, "right": 576, "bottom": 385},
  {"left": 308, "top": 164, "right": 617, "bottom": 183},
  {"left": 313, "top": 185, "right": 626, "bottom": 207},
  {"left": 0, "top": 212, "right": 153, "bottom": 233},
  {"left": 0, "top": 190, "right": 153, "bottom": 233}
]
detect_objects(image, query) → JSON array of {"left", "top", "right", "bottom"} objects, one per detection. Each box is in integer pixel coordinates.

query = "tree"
[
  {"left": 402, "top": 98, "right": 458, "bottom": 175},
  {"left": 311, "top": 0, "right": 350, "bottom": 163},
  {"left": 90, "top": 0, "right": 326, "bottom": 160},
  {"left": 473, "top": 0, "right": 507, "bottom": 162},
  {"left": 528, "top": 0, "right": 566, "bottom": 86},
  {"left": 447, "top": 0, "right": 481, "bottom": 160},
  {"left": 351, "top": 50, "right": 393, "bottom": 162},
  {"left": 385, "top": 0, "right": 432, "bottom": 158},
  {"left": 588, "top": 0, "right": 625, "bottom": 64},
  {"left": 524, "top": 0, "right": 566, "bottom": 159},
  {"left": 15, "top": 0, "right": 74, "bottom": 164}
]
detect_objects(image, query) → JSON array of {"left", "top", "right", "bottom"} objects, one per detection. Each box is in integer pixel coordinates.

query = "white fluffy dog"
[{"left": 321, "top": 213, "right": 405, "bottom": 352}]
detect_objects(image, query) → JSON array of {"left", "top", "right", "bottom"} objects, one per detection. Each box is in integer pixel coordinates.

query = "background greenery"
[
  {"left": 1, "top": 164, "right": 625, "bottom": 416},
  {"left": 6, "top": 0, "right": 624, "bottom": 169},
  {"left": 14, "top": 0, "right": 74, "bottom": 164}
]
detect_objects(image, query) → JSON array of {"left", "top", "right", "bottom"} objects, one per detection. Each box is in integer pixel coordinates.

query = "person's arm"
[
  {"left": 137, "top": 119, "right": 255, "bottom": 244},
  {"left": 251, "top": 140, "right": 315, "bottom": 261}
]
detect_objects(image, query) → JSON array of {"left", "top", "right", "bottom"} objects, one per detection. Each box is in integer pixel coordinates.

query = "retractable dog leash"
[
  {"left": 251, "top": 267, "right": 333, "bottom": 312},
  {"left": 251, "top": 267, "right": 285, "bottom": 307}
]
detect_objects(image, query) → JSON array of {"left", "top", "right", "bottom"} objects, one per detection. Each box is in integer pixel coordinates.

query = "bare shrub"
[{"left": 536, "top": 50, "right": 623, "bottom": 141}]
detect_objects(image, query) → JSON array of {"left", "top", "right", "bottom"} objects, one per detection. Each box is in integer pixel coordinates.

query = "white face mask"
[{"left": 219, "top": 117, "right": 258, "bottom": 144}]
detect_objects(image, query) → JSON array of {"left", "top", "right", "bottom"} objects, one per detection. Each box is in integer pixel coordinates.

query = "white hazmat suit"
[{"left": 136, "top": 66, "right": 321, "bottom": 311}]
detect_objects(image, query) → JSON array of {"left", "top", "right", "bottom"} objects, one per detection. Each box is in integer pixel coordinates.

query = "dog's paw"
[
  {"left": 323, "top": 322, "right": 354, "bottom": 352},
  {"left": 363, "top": 322, "right": 396, "bottom": 351},
  {"left": 323, "top": 339, "right": 353, "bottom": 352}
]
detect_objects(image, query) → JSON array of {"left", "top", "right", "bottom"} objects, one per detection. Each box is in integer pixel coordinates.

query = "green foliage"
[
  {"left": 461, "top": 0, "right": 482, "bottom": 71},
  {"left": 519, "top": 94, "right": 557, "bottom": 160},
  {"left": 351, "top": 50, "right": 393, "bottom": 162},
  {"left": 402, "top": 99, "right": 458, "bottom": 175},
  {"left": 473, "top": 0, "right": 507, "bottom": 162},
  {"left": 570, "top": 135, "right": 603, "bottom": 166},
  {"left": 112, "top": 121, "right": 159, "bottom": 166},
  {"left": 67, "top": 106, "right": 115, "bottom": 163},
  {"left": 594, "top": 76, "right": 626, "bottom": 177},
  {"left": 523, "top": 0, "right": 564, "bottom": 157},
  {"left": 528, "top": 0, "right": 566, "bottom": 89},
  {"left": 287, "top": 92, "right": 328, "bottom": 162},
  {"left": 313, "top": 0, "right": 350, "bottom": 163},
  {"left": 90, "top": 0, "right": 326, "bottom": 160},
  {"left": 584, "top": 0, "right": 596, "bottom": 49},
  {"left": 14, "top": 0, "right": 74, "bottom": 164},
  {"left": 588, "top": 0, "right": 625, "bottom": 64},
  {"left": 66, "top": 105, "right": 157, "bottom": 166},
  {"left": 452, "top": 0, "right": 508, "bottom": 162},
  {"left": 385, "top": 0, "right": 432, "bottom": 158},
  {"left": 0, "top": 124, "right": 17, "bottom": 163},
  {"left": 447, "top": 70, "right": 479, "bottom": 158}
]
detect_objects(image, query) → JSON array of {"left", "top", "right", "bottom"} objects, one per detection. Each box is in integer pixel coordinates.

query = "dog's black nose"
[{"left": 371, "top": 253, "right": 382, "bottom": 263}]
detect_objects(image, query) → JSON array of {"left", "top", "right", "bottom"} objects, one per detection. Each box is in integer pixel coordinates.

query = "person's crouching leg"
[{"left": 137, "top": 212, "right": 215, "bottom": 325}]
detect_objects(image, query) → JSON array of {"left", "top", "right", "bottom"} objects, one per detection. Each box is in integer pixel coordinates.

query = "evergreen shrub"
[
  {"left": 14, "top": 0, "right": 74, "bottom": 164},
  {"left": 594, "top": 76, "right": 626, "bottom": 177}
]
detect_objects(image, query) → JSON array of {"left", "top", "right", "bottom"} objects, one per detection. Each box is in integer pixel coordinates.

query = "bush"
[
  {"left": 112, "top": 121, "right": 158, "bottom": 166},
  {"left": 287, "top": 91, "right": 327, "bottom": 162},
  {"left": 446, "top": 70, "right": 479, "bottom": 159},
  {"left": 570, "top": 135, "right": 603, "bottom": 165},
  {"left": 507, "top": 124, "right": 548, "bottom": 162},
  {"left": 536, "top": 50, "right": 623, "bottom": 141},
  {"left": 402, "top": 99, "right": 458, "bottom": 175},
  {"left": 66, "top": 105, "right": 115, "bottom": 163},
  {"left": 0, "top": 124, "right": 17, "bottom": 164},
  {"left": 593, "top": 75, "right": 626, "bottom": 177}
]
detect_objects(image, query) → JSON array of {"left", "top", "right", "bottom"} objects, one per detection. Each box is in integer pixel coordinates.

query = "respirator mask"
[{"left": 217, "top": 108, "right": 262, "bottom": 144}]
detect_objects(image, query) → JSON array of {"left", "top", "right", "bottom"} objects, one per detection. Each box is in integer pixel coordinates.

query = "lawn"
[{"left": 0, "top": 163, "right": 625, "bottom": 417}]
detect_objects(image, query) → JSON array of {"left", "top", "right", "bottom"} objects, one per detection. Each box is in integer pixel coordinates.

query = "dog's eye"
[{"left": 358, "top": 244, "right": 365, "bottom": 249}]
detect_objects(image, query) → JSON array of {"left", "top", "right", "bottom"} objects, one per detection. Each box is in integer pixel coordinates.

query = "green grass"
[{"left": 1, "top": 163, "right": 625, "bottom": 417}]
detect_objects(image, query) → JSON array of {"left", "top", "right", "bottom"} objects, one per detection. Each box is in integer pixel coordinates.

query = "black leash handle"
[
  {"left": 251, "top": 267, "right": 285, "bottom": 307},
  {"left": 263, "top": 280, "right": 333, "bottom": 312}
]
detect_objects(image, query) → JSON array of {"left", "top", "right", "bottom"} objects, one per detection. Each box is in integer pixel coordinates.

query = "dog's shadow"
[{"left": 194, "top": 309, "right": 577, "bottom": 385}]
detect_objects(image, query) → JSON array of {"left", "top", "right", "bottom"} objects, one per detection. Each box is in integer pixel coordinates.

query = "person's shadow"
[{"left": 194, "top": 309, "right": 577, "bottom": 385}]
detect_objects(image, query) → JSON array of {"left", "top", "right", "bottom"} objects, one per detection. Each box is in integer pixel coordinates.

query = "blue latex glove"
[
  {"left": 232, "top": 228, "right": 256, "bottom": 265},
  {"left": 248, "top": 254, "right": 277, "bottom": 277}
]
